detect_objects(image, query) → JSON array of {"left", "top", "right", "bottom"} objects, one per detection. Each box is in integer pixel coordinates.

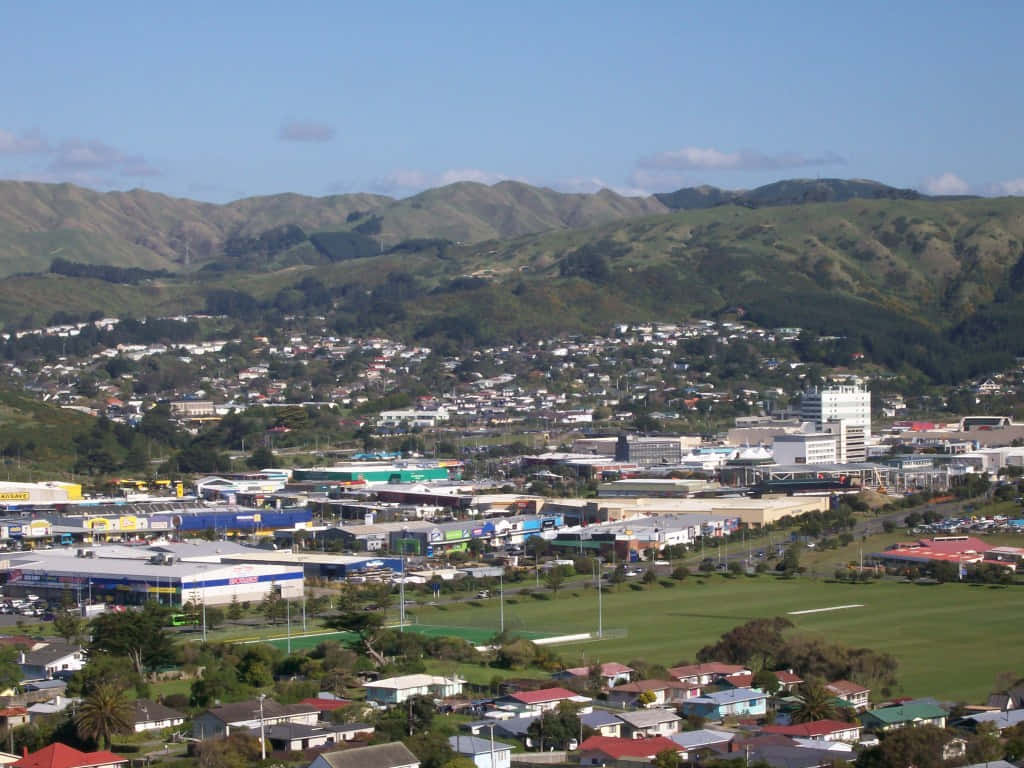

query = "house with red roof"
[
  {"left": 552, "top": 661, "right": 634, "bottom": 688},
  {"left": 606, "top": 679, "right": 701, "bottom": 709},
  {"left": 499, "top": 687, "right": 588, "bottom": 714},
  {"left": 826, "top": 680, "right": 871, "bottom": 712},
  {"left": 722, "top": 669, "right": 804, "bottom": 693},
  {"left": 668, "top": 662, "right": 750, "bottom": 686},
  {"left": 13, "top": 744, "right": 127, "bottom": 768},
  {"left": 578, "top": 736, "right": 683, "bottom": 765},
  {"left": 761, "top": 719, "right": 862, "bottom": 743}
]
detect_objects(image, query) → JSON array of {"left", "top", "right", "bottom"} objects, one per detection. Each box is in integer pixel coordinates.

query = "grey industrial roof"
[
  {"left": 448, "top": 734, "right": 512, "bottom": 756},
  {"left": 314, "top": 742, "right": 420, "bottom": 768},
  {"left": 617, "top": 708, "right": 681, "bottom": 727}
]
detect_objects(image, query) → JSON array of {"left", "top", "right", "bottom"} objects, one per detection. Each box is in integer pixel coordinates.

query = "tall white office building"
[{"left": 799, "top": 386, "right": 871, "bottom": 463}]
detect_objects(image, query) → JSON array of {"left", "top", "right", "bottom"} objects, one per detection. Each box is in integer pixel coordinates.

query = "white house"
[
  {"left": 192, "top": 699, "right": 319, "bottom": 740},
  {"left": 131, "top": 700, "right": 185, "bottom": 733},
  {"left": 448, "top": 735, "right": 512, "bottom": 768},
  {"left": 363, "top": 674, "right": 465, "bottom": 705}
]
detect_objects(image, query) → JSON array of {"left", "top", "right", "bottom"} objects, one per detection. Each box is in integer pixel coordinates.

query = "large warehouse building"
[{"left": 1, "top": 545, "right": 303, "bottom": 606}]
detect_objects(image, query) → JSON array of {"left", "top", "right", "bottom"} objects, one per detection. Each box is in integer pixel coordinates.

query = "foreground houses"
[
  {"left": 447, "top": 735, "right": 511, "bottom": 768},
  {"left": 306, "top": 743, "right": 420, "bottom": 768},
  {"left": 680, "top": 687, "right": 768, "bottom": 721},
  {"left": 192, "top": 699, "right": 319, "bottom": 740}
]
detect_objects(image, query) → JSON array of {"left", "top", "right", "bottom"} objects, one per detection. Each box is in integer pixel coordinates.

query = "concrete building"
[
  {"left": 800, "top": 386, "right": 871, "bottom": 463},
  {"left": 772, "top": 433, "right": 838, "bottom": 465},
  {"left": 614, "top": 435, "right": 701, "bottom": 466}
]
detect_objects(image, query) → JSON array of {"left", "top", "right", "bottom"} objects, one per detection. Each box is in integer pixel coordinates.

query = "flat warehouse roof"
[{"left": 3, "top": 553, "right": 302, "bottom": 580}]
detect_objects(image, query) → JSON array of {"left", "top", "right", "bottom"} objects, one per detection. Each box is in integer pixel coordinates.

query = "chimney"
[{"left": 22, "top": 747, "right": 27, "bottom": 758}]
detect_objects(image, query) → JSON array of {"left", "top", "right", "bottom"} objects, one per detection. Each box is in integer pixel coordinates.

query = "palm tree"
[
  {"left": 791, "top": 680, "right": 837, "bottom": 723},
  {"left": 74, "top": 683, "right": 132, "bottom": 749}
]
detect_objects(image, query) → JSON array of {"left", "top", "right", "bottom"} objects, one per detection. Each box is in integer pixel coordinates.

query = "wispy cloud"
[
  {"left": 47, "top": 138, "right": 162, "bottom": 178},
  {"left": 921, "top": 172, "right": 969, "bottom": 195},
  {"left": 362, "top": 167, "right": 523, "bottom": 195},
  {"left": 987, "top": 178, "right": 1024, "bottom": 196},
  {"left": 638, "top": 146, "right": 846, "bottom": 172},
  {"left": 0, "top": 128, "right": 48, "bottom": 154},
  {"left": 279, "top": 120, "right": 335, "bottom": 143}
]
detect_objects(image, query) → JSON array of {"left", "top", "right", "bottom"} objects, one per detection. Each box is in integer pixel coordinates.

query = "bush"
[
  {"left": 671, "top": 566, "right": 689, "bottom": 580},
  {"left": 530, "top": 592, "right": 551, "bottom": 600},
  {"left": 629, "top": 583, "right": 645, "bottom": 592},
  {"left": 659, "top": 580, "right": 675, "bottom": 588}
]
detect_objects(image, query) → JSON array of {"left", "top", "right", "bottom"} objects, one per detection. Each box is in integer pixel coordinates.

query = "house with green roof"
[{"left": 860, "top": 698, "right": 947, "bottom": 732}]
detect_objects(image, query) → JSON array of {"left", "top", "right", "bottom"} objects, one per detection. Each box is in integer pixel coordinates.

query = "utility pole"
[
  {"left": 286, "top": 599, "right": 291, "bottom": 654},
  {"left": 258, "top": 694, "right": 267, "bottom": 760},
  {"left": 499, "top": 571, "right": 504, "bottom": 635},
  {"left": 595, "top": 558, "right": 603, "bottom": 638}
]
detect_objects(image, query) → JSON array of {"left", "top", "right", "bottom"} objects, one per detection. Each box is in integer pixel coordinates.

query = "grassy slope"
[
  {"left": 0, "top": 389, "right": 95, "bottom": 477},
  {"left": 408, "top": 574, "right": 1024, "bottom": 703},
  {"left": 0, "top": 180, "right": 666, "bottom": 277}
]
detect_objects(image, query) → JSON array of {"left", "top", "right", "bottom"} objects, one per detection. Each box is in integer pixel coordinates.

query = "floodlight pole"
[
  {"left": 499, "top": 571, "right": 504, "bottom": 634},
  {"left": 258, "top": 693, "right": 267, "bottom": 760},
  {"left": 595, "top": 558, "right": 603, "bottom": 638}
]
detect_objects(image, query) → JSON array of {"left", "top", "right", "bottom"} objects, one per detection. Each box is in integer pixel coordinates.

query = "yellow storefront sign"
[{"left": 0, "top": 493, "right": 30, "bottom": 501}]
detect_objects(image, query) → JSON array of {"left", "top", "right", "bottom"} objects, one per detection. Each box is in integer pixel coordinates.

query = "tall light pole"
[
  {"left": 202, "top": 600, "right": 207, "bottom": 643},
  {"left": 499, "top": 571, "right": 504, "bottom": 635},
  {"left": 286, "top": 599, "right": 291, "bottom": 654},
  {"left": 258, "top": 693, "right": 267, "bottom": 760},
  {"left": 400, "top": 529, "right": 408, "bottom": 632},
  {"left": 487, "top": 722, "right": 497, "bottom": 768},
  {"left": 595, "top": 558, "right": 603, "bottom": 638}
]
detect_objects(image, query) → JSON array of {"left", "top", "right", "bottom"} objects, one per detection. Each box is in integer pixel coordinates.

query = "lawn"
[{"left": 406, "top": 576, "right": 1024, "bottom": 704}]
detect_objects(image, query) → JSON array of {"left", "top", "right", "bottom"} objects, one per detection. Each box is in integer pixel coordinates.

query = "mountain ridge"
[{"left": 0, "top": 176, "right": 950, "bottom": 277}]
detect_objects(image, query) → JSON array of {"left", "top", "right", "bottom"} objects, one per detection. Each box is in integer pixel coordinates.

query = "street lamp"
[{"left": 499, "top": 571, "right": 504, "bottom": 635}]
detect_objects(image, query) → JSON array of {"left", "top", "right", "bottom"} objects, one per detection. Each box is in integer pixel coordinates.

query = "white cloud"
[
  {"left": 363, "top": 168, "right": 522, "bottom": 195},
  {"left": 638, "top": 146, "right": 846, "bottom": 171},
  {"left": 626, "top": 168, "right": 691, "bottom": 193},
  {"left": 921, "top": 172, "right": 970, "bottom": 195},
  {"left": 46, "top": 138, "right": 162, "bottom": 180},
  {"left": 987, "top": 178, "right": 1024, "bottom": 196},
  {"left": 0, "top": 128, "right": 48, "bottom": 154},
  {"left": 278, "top": 120, "right": 335, "bottom": 143}
]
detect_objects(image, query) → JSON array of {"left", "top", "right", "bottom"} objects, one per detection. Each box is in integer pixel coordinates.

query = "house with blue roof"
[{"left": 679, "top": 687, "right": 768, "bottom": 721}]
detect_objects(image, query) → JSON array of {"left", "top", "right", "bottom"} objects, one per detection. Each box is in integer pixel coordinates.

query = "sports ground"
[
  {"left": 399, "top": 576, "right": 1024, "bottom": 703},
  {"left": 262, "top": 623, "right": 550, "bottom": 652}
]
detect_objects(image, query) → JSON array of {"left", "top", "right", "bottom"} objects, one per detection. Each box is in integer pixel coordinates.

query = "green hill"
[{"left": 0, "top": 180, "right": 666, "bottom": 277}]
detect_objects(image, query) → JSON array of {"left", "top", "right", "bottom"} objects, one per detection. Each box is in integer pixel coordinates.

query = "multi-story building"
[
  {"left": 799, "top": 386, "right": 871, "bottom": 463},
  {"left": 772, "top": 433, "right": 838, "bottom": 465}
]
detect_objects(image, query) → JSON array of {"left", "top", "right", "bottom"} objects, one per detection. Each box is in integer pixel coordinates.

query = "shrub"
[{"left": 659, "top": 580, "right": 675, "bottom": 588}]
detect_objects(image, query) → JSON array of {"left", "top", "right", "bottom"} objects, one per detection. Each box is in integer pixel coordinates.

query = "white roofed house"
[
  {"left": 616, "top": 708, "right": 682, "bottom": 739},
  {"left": 363, "top": 674, "right": 465, "bottom": 705}
]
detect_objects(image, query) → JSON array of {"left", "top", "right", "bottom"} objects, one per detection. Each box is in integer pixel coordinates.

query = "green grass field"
[
  {"left": 260, "top": 623, "right": 550, "bottom": 652},
  {"left": 406, "top": 577, "right": 1024, "bottom": 704}
]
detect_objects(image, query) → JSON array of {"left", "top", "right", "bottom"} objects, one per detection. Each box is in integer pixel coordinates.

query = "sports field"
[
  {"left": 407, "top": 577, "right": 1024, "bottom": 703},
  {"left": 261, "top": 623, "right": 551, "bottom": 652}
]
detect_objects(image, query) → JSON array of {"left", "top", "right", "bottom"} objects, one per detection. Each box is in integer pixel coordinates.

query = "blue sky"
[{"left": 1, "top": 1, "right": 1022, "bottom": 203}]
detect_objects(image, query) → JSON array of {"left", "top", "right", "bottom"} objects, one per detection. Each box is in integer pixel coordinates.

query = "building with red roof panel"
[
  {"left": 13, "top": 744, "right": 127, "bottom": 768},
  {"left": 578, "top": 735, "right": 683, "bottom": 762},
  {"left": 761, "top": 719, "right": 862, "bottom": 742},
  {"left": 872, "top": 536, "right": 991, "bottom": 569}
]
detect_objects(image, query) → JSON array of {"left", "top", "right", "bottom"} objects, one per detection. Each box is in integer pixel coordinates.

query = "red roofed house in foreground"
[
  {"left": 14, "top": 744, "right": 128, "bottom": 768},
  {"left": 761, "top": 719, "right": 862, "bottom": 743},
  {"left": 578, "top": 735, "right": 683, "bottom": 764}
]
